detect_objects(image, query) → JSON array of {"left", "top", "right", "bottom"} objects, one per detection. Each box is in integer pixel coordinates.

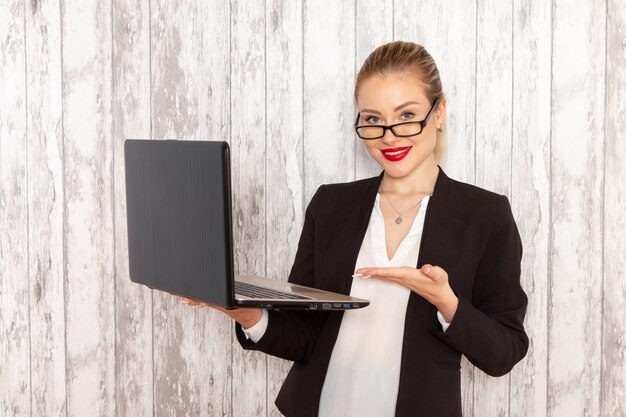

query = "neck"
[{"left": 380, "top": 158, "right": 439, "bottom": 196}]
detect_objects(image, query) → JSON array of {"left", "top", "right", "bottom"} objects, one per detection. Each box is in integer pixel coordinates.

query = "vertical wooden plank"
[
  {"left": 24, "top": 1, "right": 66, "bottom": 416},
  {"left": 602, "top": 1, "right": 626, "bottom": 415},
  {"left": 510, "top": 0, "right": 552, "bottom": 417},
  {"left": 475, "top": 0, "right": 513, "bottom": 196},
  {"left": 151, "top": 0, "right": 199, "bottom": 139},
  {"left": 112, "top": 0, "right": 153, "bottom": 416},
  {"left": 150, "top": 0, "right": 232, "bottom": 415},
  {"left": 61, "top": 0, "right": 115, "bottom": 415},
  {"left": 0, "top": 1, "right": 30, "bottom": 416},
  {"left": 303, "top": 0, "right": 356, "bottom": 199},
  {"left": 194, "top": 1, "right": 234, "bottom": 415},
  {"left": 393, "top": 3, "right": 477, "bottom": 415},
  {"left": 393, "top": 1, "right": 477, "bottom": 183},
  {"left": 473, "top": 1, "right": 513, "bottom": 415},
  {"left": 549, "top": 0, "right": 605, "bottom": 415},
  {"left": 230, "top": 0, "right": 267, "bottom": 416},
  {"left": 355, "top": 0, "right": 393, "bottom": 180},
  {"left": 195, "top": 0, "right": 231, "bottom": 143},
  {"left": 264, "top": 1, "right": 304, "bottom": 415},
  {"left": 509, "top": 0, "right": 551, "bottom": 416},
  {"left": 150, "top": 4, "right": 202, "bottom": 417}
]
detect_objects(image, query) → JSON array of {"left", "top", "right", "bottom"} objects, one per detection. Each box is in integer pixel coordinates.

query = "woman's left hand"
[{"left": 354, "top": 264, "right": 459, "bottom": 323}]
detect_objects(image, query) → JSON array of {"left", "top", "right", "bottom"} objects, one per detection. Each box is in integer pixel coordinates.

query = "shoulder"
[
  {"left": 306, "top": 175, "right": 380, "bottom": 215},
  {"left": 440, "top": 174, "right": 521, "bottom": 262},
  {"left": 441, "top": 172, "right": 510, "bottom": 214},
  {"left": 446, "top": 176, "right": 503, "bottom": 207},
  {"left": 319, "top": 175, "right": 379, "bottom": 195},
  {"left": 441, "top": 173, "right": 515, "bottom": 232}
]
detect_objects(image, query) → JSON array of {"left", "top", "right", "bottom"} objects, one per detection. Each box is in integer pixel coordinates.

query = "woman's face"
[{"left": 355, "top": 73, "right": 445, "bottom": 179}]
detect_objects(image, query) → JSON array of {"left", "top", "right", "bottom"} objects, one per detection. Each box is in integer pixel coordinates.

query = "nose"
[{"left": 380, "top": 127, "right": 400, "bottom": 146}]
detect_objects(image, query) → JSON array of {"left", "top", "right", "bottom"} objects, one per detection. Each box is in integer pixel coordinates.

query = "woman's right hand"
[{"left": 179, "top": 296, "right": 263, "bottom": 330}]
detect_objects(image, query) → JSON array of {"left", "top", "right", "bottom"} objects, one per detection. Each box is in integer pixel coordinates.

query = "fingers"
[
  {"left": 421, "top": 264, "right": 433, "bottom": 275},
  {"left": 355, "top": 265, "right": 451, "bottom": 307},
  {"left": 180, "top": 296, "right": 213, "bottom": 308},
  {"left": 179, "top": 297, "right": 235, "bottom": 316},
  {"left": 178, "top": 296, "right": 257, "bottom": 328},
  {"left": 354, "top": 267, "right": 407, "bottom": 279},
  {"left": 353, "top": 267, "right": 417, "bottom": 288},
  {"left": 355, "top": 265, "right": 447, "bottom": 284},
  {"left": 420, "top": 264, "right": 448, "bottom": 283},
  {"left": 180, "top": 296, "right": 194, "bottom": 304}
]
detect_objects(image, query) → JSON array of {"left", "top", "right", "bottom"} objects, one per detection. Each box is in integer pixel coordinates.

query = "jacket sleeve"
[
  {"left": 235, "top": 185, "right": 330, "bottom": 363},
  {"left": 431, "top": 195, "right": 529, "bottom": 377}
]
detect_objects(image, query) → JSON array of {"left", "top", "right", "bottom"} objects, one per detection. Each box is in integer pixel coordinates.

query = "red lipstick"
[{"left": 381, "top": 146, "right": 412, "bottom": 162}]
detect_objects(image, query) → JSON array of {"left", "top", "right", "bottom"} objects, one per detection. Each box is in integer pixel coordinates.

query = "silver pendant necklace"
[{"left": 380, "top": 191, "right": 423, "bottom": 225}]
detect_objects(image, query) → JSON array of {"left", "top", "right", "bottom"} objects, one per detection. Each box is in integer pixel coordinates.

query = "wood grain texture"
[
  {"left": 150, "top": 2, "right": 199, "bottom": 416},
  {"left": 264, "top": 1, "right": 304, "bottom": 415},
  {"left": 61, "top": 0, "right": 115, "bottom": 415},
  {"left": 393, "top": 3, "right": 478, "bottom": 415},
  {"left": 303, "top": 0, "right": 356, "bottom": 198},
  {"left": 602, "top": 1, "right": 626, "bottom": 415},
  {"left": 112, "top": 0, "right": 153, "bottom": 416},
  {"left": 24, "top": 1, "right": 67, "bottom": 416},
  {"left": 0, "top": 1, "right": 30, "bottom": 416},
  {"left": 393, "top": 0, "right": 477, "bottom": 183},
  {"left": 3, "top": 1, "right": 626, "bottom": 416},
  {"left": 549, "top": 0, "right": 605, "bottom": 415},
  {"left": 150, "top": 0, "right": 231, "bottom": 416},
  {"left": 509, "top": 1, "right": 551, "bottom": 416},
  {"left": 473, "top": 1, "right": 513, "bottom": 415},
  {"left": 150, "top": 0, "right": 199, "bottom": 140},
  {"left": 193, "top": 1, "right": 233, "bottom": 416},
  {"left": 230, "top": 1, "right": 267, "bottom": 415},
  {"left": 354, "top": 0, "right": 392, "bottom": 180}
]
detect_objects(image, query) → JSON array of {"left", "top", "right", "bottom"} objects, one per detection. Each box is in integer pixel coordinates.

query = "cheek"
[
  {"left": 364, "top": 142, "right": 380, "bottom": 158},
  {"left": 426, "top": 134, "right": 438, "bottom": 153},
  {"left": 414, "top": 132, "right": 437, "bottom": 155}
]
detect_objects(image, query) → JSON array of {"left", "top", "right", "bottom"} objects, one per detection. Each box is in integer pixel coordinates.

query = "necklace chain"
[{"left": 380, "top": 191, "right": 423, "bottom": 225}]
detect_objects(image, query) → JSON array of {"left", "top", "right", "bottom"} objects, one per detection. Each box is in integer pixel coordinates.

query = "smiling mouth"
[{"left": 381, "top": 146, "right": 412, "bottom": 161}]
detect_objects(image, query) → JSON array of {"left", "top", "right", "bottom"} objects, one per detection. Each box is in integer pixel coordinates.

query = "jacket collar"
[
  {"left": 358, "top": 166, "right": 451, "bottom": 230},
  {"left": 425, "top": 165, "right": 452, "bottom": 228},
  {"left": 339, "top": 166, "right": 451, "bottom": 295}
]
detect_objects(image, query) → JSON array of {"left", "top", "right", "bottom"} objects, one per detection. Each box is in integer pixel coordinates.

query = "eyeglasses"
[{"left": 354, "top": 96, "right": 440, "bottom": 140}]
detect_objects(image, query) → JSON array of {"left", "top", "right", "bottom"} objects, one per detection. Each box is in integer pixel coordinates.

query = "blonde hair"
[{"left": 355, "top": 41, "right": 447, "bottom": 164}]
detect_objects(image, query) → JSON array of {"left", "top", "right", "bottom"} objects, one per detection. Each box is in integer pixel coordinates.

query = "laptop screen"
[{"left": 124, "top": 140, "right": 234, "bottom": 306}]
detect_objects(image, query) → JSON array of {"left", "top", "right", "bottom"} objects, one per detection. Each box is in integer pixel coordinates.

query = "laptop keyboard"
[{"left": 235, "top": 281, "right": 309, "bottom": 300}]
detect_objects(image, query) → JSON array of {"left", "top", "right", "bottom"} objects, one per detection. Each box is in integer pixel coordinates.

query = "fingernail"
[
  {"left": 352, "top": 273, "right": 371, "bottom": 279},
  {"left": 425, "top": 266, "right": 432, "bottom": 274}
]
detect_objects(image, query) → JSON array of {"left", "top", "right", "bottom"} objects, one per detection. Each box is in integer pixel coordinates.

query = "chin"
[{"left": 379, "top": 161, "right": 414, "bottom": 178}]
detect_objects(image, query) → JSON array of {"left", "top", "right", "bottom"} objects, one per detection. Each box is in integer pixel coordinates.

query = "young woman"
[{"left": 183, "top": 41, "right": 528, "bottom": 417}]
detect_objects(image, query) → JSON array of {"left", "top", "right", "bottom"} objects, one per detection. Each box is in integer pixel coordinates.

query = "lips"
[{"left": 381, "top": 146, "right": 412, "bottom": 162}]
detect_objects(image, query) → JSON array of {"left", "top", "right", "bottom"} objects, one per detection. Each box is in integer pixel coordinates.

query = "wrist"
[
  {"left": 434, "top": 287, "right": 458, "bottom": 323},
  {"left": 238, "top": 309, "right": 263, "bottom": 329}
]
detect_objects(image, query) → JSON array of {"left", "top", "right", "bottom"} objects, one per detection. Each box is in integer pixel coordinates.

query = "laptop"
[{"left": 124, "top": 139, "right": 369, "bottom": 311}]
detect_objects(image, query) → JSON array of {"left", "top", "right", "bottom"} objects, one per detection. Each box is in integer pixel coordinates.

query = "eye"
[
  {"left": 400, "top": 111, "right": 415, "bottom": 120},
  {"left": 365, "top": 116, "right": 382, "bottom": 124}
]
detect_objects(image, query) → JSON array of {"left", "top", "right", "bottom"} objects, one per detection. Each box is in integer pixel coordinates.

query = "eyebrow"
[
  {"left": 393, "top": 101, "right": 421, "bottom": 111},
  {"left": 360, "top": 101, "right": 422, "bottom": 115}
]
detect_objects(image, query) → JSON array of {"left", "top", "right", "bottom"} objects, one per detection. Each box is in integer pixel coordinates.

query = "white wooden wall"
[{"left": 1, "top": 0, "right": 625, "bottom": 416}]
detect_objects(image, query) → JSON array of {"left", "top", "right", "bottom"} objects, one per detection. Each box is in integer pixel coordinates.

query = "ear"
[{"left": 435, "top": 95, "right": 447, "bottom": 127}]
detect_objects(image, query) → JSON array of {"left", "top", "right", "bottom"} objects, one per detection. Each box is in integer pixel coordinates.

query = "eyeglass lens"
[{"left": 357, "top": 122, "right": 422, "bottom": 139}]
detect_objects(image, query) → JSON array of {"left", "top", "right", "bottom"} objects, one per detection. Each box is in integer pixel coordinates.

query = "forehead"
[{"left": 356, "top": 73, "right": 429, "bottom": 108}]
